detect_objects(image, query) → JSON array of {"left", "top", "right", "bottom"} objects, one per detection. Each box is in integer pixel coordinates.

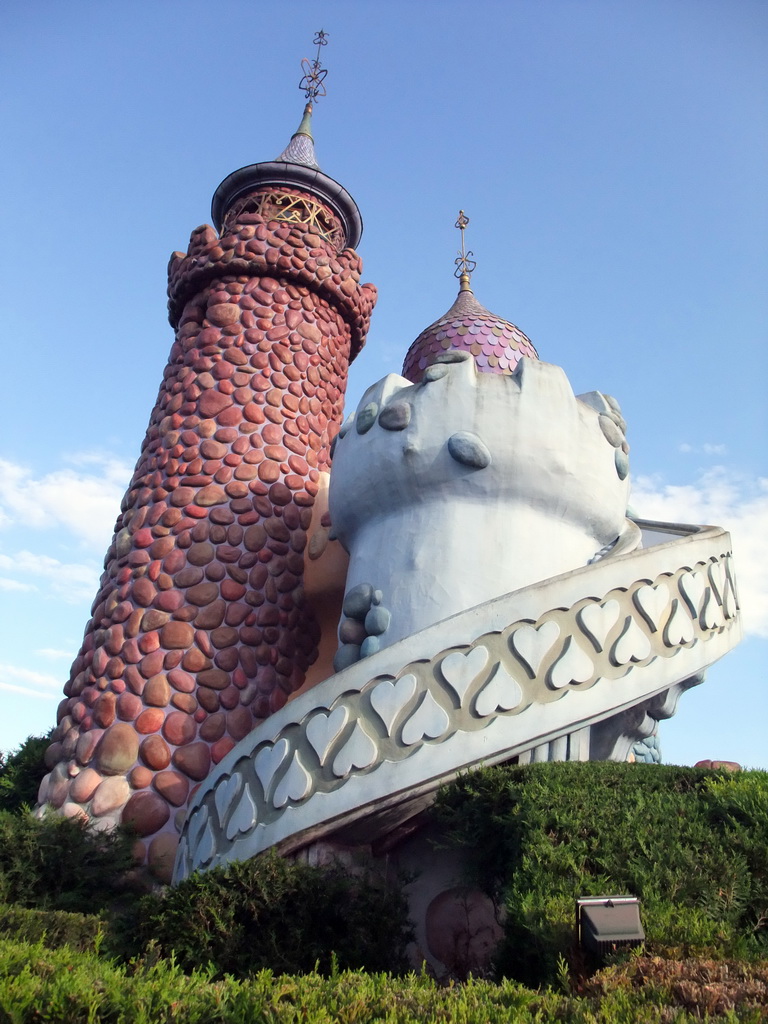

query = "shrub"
[
  {"left": 0, "top": 734, "right": 49, "bottom": 813},
  {"left": 0, "top": 937, "right": 766, "bottom": 1022},
  {"left": 434, "top": 762, "right": 768, "bottom": 986},
  {"left": 0, "top": 903, "right": 105, "bottom": 953},
  {"left": 131, "top": 849, "right": 414, "bottom": 978},
  {"left": 0, "top": 810, "right": 137, "bottom": 915}
]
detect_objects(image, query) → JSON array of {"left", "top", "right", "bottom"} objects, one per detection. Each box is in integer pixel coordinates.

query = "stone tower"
[{"left": 37, "top": 73, "right": 377, "bottom": 879}]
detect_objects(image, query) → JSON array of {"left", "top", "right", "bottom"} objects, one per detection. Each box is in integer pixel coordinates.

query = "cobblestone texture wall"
[{"left": 38, "top": 188, "right": 376, "bottom": 880}]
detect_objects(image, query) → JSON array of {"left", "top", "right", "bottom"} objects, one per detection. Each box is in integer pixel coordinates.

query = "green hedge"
[
  {"left": 0, "top": 903, "right": 105, "bottom": 953},
  {"left": 0, "top": 810, "right": 137, "bottom": 915},
  {"left": 0, "top": 937, "right": 765, "bottom": 1022},
  {"left": 0, "top": 735, "right": 49, "bottom": 814},
  {"left": 434, "top": 762, "right": 768, "bottom": 986},
  {"left": 126, "top": 849, "right": 414, "bottom": 977}
]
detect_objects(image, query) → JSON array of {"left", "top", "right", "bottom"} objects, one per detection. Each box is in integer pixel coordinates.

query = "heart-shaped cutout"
[
  {"left": 510, "top": 621, "right": 560, "bottom": 677},
  {"left": 722, "top": 578, "right": 736, "bottom": 620},
  {"left": 273, "top": 752, "right": 312, "bottom": 809},
  {"left": 401, "top": 691, "right": 450, "bottom": 746},
  {"left": 307, "top": 707, "right": 349, "bottom": 766},
  {"left": 332, "top": 722, "right": 378, "bottom": 778},
  {"left": 440, "top": 647, "right": 489, "bottom": 705},
  {"left": 679, "top": 572, "right": 706, "bottom": 616},
  {"left": 254, "top": 738, "right": 289, "bottom": 798},
  {"left": 578, "top": 600, "right": 620, "bottom": 652},
  {"left": 474, "top": 664, "right": 524, "bottom": 717},
  {"left": 548, "top": 637, "right": 595, "bottom": 689},
  {"left": 611, "top": 616, "right": 652, "bottom": 666},
  {"left": 663, "top": 601, "right": 695, "bottom": 647},
  {"left": 634, "top": 584, "right": 670, "bottom": 631},
  {"left": 370, "top": 674, "right": 417, "bottom": 734},
  {"left": 708, "top": 561, "right": 726, "bottom": 602},
  {"left": 701, "top": 589, "right": 722, "bottom": 630},
  {"left": 214, "top": 774, "right": 242, "bottom": 823},
  {"left": 193, "top": 826, "right": 215, "bottom": 869},
  {"left": 187, "top": 804, "right": 209, "bottom": 848},
  {"left": 226, "top": 787, "right": 257, "bottom": 840}
]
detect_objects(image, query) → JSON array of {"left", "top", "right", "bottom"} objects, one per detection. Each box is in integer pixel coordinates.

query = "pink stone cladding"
[{"left": 41, "top": 191, "right": 376, "bottom": 879}]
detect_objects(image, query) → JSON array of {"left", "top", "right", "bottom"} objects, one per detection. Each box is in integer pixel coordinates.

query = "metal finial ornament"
[
  {"left": 299, "top": 29, "right": 329, "bottom": 102},
  {"left": 454, "top": 209, "right": 477, "bottom": 289}
]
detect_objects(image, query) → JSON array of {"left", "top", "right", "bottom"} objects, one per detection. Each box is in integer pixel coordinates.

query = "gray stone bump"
[
  {"left": 609, "top": 410, "right": 628, "bottom": 434},
  {"left": 343, "top": 582, "right": 375, "bottom": 621},
  {"left": 434, "top": 350, "right": 471, "bottom": 364},
  {"left": 356, "top": 403, "right": 378, "bottom": 434},
  {"left": 604, "top": 393, "right": 622, "bottom": 415},
  {"left": 360, "top": 636, "right": 381, "bottom": 658},
  {"left": 599, "top": 414, "right": 624, "bottom": 448},
  {"left": 615, "top": 448, "right": 629, "bottom": 480},
  {"left": 447, "top": 431, "right": 492, "bottom": 470},
  {"left": 378, "top": 401, "right": 412, "bottom": 431},
  {"left": 423, "top": 364, "right": 450, "bottom": 383},
  {"left": 333, "top": 644, "right": 362, "bottom": 673},
  {"left": 364, "top": 605, "right": 391, "bottom": 637},
  {"left": 339, "top": 618, "right": 367, "bottom": 645}
]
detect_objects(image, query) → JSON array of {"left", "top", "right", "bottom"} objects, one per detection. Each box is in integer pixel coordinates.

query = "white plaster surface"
[{"left": 330, "top": 358, "right": 631, "bottom": 649}]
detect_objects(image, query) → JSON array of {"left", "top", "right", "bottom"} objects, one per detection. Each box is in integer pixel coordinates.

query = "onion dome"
[{"left": 402, "top": 211, "right": 538, "bottom": 383}]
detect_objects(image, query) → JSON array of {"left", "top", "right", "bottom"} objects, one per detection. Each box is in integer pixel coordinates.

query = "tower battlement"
[{"left": 167, "top": 199, "right": 375, "bottom": 353}]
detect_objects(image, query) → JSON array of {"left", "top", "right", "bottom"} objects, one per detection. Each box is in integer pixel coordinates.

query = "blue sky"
[{"left": 1, "top": 0, "right": 766, "bottom": 768}]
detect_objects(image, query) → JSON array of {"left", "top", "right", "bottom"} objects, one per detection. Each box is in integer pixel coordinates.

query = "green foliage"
[
  {"left": 434, "top": 762, "right": 768, "bottom": 986},
  {"left": 0, "top": 937, "right": 765, "bottom": 1022},
  {"left": 0, "top": 734, "right": 49, "bottom": 813},
  {"left": 0, "top": 903, "right": 105, "bottom": 953},
  {"left": 129, "top": 849, "right": 414, "bottom": 978},
  {"left": 0, "top": 810, "right": 137, "bottom": 915}
]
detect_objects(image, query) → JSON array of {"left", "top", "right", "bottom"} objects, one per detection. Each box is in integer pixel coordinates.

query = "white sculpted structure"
[
  {"left": 158, "top": 66, "right": 740, "bottom": 968},
  {"left": 175, "top": 288, "right": 741, "bottom": 887},
  {"left": 173, "top": 256, "right": 741, "bottom": 973},
  {"left": 330, "top": 354, "right": 639, "bottom": 666}
]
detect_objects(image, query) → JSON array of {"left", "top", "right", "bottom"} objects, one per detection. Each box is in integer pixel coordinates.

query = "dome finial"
[
  {"left": 276, "top": 30, "right": 330, "bottom": 168},
  {"left": 454, "top": 210, "right": 477, "bottom": 292},
  {"left": 299, "top": 29, "right": 329, "bottom": 103}
]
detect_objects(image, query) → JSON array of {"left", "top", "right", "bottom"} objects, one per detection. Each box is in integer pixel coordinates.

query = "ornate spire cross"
[
  {"left": 299, "top": 29, "right": 329, "bottom": 103},
  {"left": 454, "top": 209, "right": 477, "bottom": 291},
  {"left": 276, "top": 30, "right": 330, "bottom": 166}
]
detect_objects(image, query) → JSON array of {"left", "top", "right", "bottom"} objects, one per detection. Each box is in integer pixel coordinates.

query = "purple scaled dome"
[{"left": 402, "top": 279, "right": 538, "bottom": 383}]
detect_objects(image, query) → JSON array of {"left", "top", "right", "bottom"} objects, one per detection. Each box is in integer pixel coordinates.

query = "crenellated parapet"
[
  {"left": 167, "top": 189, "right": 375, "bottom": 353},
  {"left": 329, "top": 352, "right": 635, "bottom": 667}
]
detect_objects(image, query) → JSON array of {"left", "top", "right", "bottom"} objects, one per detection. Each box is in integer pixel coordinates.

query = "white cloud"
[
  {"left": 677, "top": 442, "right": 728, "bottom": 456},
  {"left": 0, "top": 454, "right": 132, "bottom": 550},
  {"left": 632, "top": 468, "right": 768, "bottom": 639},
  {"left": 0, "top": 664, "right": 62, "bottom": 691},
  {"left": 0, "top": 682, "right": 58, "bottom": 701},
  {"left": 35, "top": 648, "right": 75, "bottom": 660},
  {"left": 0, "top": 578, "right": 36, "bottom": 592},
  {"left": 0, "top": 551, "right": 100, "bottom": 604}
]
